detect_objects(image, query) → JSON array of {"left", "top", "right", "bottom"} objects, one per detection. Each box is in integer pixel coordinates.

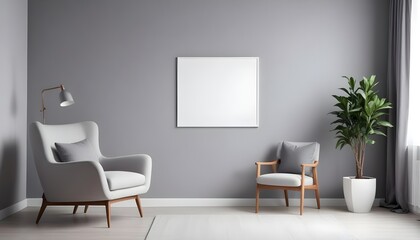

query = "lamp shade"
[{"left": 59, "top": 89, "right": 74, "bottom": 107}]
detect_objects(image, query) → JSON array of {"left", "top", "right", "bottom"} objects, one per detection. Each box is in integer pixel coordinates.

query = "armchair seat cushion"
[
  {"left": 105, "top": 171, "right": 146, "bottom": 191},
  {"left": 257, "top": 173, "right": 313, "bottom": 187}
]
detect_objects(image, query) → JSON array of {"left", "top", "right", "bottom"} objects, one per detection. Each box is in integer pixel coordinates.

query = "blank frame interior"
[{"left": 177, "top": 57, "right": 259, "bottom": 127}]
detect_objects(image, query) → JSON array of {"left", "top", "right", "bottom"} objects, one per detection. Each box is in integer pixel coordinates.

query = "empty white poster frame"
[{"left": 177, "top": 57, "right": 259, "bottom": 127}]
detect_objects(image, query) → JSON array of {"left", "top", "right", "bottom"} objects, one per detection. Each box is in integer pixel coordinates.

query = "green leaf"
[
  {"left": 369, "top": 75, "right": 376, "bottom": 86},
  {"left": 373, "top": 130, "right": 387, "bottom": 136},
  {"left": 360, "top": 91, "right": 367, "bottom": 99},
  {"left": 349, "top": 77, "right": 355, "bottom": 90},
  {"left": 329, "top": 111, "right": 341, "bottom": 116},
  {"left": 339, "top": 88, "right": 350, "bottom": 95},
  {"left": 377, "top": 121, "right": 393, "bottom": 127},
  {"left": 349, "top": 107, "right": 362, "bottom": 113},
  {"left": 331, "top": 119, "right": 345, "bottom": 125},
  {"left": 372, "top": 112, "right": 386, "bottom": 118}
]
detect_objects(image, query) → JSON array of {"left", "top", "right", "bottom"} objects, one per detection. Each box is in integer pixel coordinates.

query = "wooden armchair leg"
[
  {"left": 73, "top": 205, "right": 78, "bottom": 214},
  {"left": 255, "top": 185, "right": 260, "bottom": 213},
  {"left": 284, "top": 190, "right": 289, "bottom": 207},
  {"left": 135, "top": 196, "right": 143, "bottom": 217},
  {"left": 105, "top": 201, "right": 111, "bottom": 228},
  {"left": 300, "top": 187, "right": 305, "bottom": 215},
  {"left": 84, "top": 205, "right": 89, "bottom": 213},
  {"left": 36, "top": 195, "right": 48, "bottom": 224},
  {"left": 315, "top": 189, "right": 321, "bottom": 209}
]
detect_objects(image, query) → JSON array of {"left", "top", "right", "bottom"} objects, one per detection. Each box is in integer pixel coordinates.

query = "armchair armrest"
[
  {"left": 43, "top": 161, "right": 109, "bottom": 202},
  {"left": 99, "top": 154, "right": 152, "bottom": 190},
  {"left": 301, "top": 161, "right": 319, "bottom": 168},
  {"left": 100, "top": 154, "right": 151, "bottom": 173},
  {"left": 255, "top": 160, "right": 279, "bottom": 177},
  {"left": 300, "top": 160, "right": 319, "bottom": 185},
  {"left": 255, "top": 160, "right": 279, "bottom": 166}
]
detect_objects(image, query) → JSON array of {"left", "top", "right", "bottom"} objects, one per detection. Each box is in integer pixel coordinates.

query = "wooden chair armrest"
[
  {"left": 255, "top": 160, "right": 279, "bottom": 177},
  {"left": 255, "top": 160, "right": 279, "bottom": 166},
  {"left": 301, "top": 160, "right": 319, "bottom": 168},
  {"left": 300, "top": 161, "right": 319, "bottom": 186}
]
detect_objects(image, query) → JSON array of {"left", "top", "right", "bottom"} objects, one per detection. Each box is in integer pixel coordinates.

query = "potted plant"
[{"left": 330, "top": 75, "right": 393, "bottom": 213}]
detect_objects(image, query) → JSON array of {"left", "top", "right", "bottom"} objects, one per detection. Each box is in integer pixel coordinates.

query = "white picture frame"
[{"left": 177, "top": 57, "right": 259, "bottom": 127}]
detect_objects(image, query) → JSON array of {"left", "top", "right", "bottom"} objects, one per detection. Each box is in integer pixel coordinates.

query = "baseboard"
[
  {"left": 0, "top": 199, "right": 27, "bottom": 221},
  {"left": 26, "top": 198, "right": 383, "bottom": 208}
]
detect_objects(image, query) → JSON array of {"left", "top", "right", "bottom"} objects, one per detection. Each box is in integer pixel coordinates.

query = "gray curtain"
[{"left": 383, "top": 0, "right": 411, "bottom": 213}]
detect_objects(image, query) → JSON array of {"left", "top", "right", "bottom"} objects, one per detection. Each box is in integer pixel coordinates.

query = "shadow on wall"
[{"left": 0, "top": 139, "right": 19, "bottom": 210}]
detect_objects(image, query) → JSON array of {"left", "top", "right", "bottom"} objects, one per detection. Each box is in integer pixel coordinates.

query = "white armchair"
[{"left": 30, "top": 121, "right": 152, "bottom": 227}]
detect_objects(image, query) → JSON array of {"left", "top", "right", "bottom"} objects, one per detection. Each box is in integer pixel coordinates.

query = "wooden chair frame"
[
  {"left": 36, "top": 194, "right": 143, "bottom": 228},
  {"left": 255, "top": 159, "right": 320, "bottom": 215}
]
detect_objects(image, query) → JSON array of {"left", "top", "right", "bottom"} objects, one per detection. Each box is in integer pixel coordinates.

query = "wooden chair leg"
[
  {"left": 36, "top": 195, "right": 48, "bottom": 224},
  {"left": 105, "top": 201, "right": 111, "bottom": 228},
  {"left": 255, "top": 185, "right": 260, "bottom": 213},
  {"left": 300, "top": 187, "right": 305, "bottom": 215},
  {"left": 315, "top": 189, "right": 321, "bottom": 209},
  {"left": 84, "top": 205, "right": 88, "bottom": 213},
  {"left": 135, "top": 195, "right": 143, "bottom": 217},
  {"left": 73, "top": 205, "right": 78, "bottom": 214},
  {"left": 284, "top": 190, "right": 289, "bottom": 207}
]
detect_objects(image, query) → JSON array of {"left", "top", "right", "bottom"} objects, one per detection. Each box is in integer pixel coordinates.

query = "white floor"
[{"left": 0, "top": 206, "right": 419, "bottom": 240}]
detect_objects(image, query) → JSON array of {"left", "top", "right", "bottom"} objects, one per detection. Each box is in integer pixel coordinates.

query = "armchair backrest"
[
  {"left": 30, "top": 121, "right": 102, "bottom": 166},
  {"left": 30, "top": 121, "right": 110, "bottom": 201},
  {"left": 276, "top": 141, "right": 320, "bottom": 161}
]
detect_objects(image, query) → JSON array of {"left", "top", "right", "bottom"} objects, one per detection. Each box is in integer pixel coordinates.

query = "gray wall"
[
  {"left": 0, "top": 0, "right": 27, "bottom": 210},
  {"left": 28, "top": 0, "right": 389, "bottom": 199}
]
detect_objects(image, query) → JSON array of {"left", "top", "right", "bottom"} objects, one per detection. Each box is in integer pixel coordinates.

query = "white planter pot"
[{"left": 343, "top": 176, "right": 376, "bottom": 213}]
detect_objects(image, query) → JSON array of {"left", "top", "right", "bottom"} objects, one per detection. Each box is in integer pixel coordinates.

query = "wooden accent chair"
[
  {"left": 255, "top": 142, "right": 320, "bottom": 215},
  {"left": 30, "top": 121, "right": 152, "bottom": 228}
]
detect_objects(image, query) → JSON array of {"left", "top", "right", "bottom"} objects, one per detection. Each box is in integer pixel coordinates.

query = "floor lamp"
[{"left": 40, "top": 84, "right": 74, "bottom": 124}]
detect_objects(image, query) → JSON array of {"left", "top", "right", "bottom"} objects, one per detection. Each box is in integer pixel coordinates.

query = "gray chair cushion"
[
  {"left": 55, "top": 139, "right": 99, "bottom": 162},
  {"left": 105, "top": 171, "right": 146, "bottom": 191},
  {"left": 257, "top": 173, "right": 313, "bottom": 186},
  {"left": 278, "top": 141, "right": 317, "bottom": 176}
]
